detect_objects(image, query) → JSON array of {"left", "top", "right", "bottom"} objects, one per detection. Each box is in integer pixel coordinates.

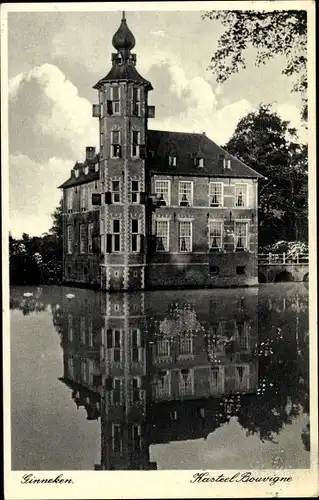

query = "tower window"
[
  {"left": 131, "top": 130, "right": 140, "bottom": 158},
  {"left": 112, "top": 219, "right": 121, "bottom": 252},
  {"left": 88, "top": 223, "right": 93, "bottom": 254},
  {"left": 111, "top": 180, "right": 121, "bottom": 203},
  {"left": 110, "top": 86, "right": 120, "bottom": 114},
  {"left": 155, "top": 180, "right": 170, "bottom": 206},
  {"left": 111, "top": 131, "right": 121, "bottom": 158},
  {"left": 131, "top": 180, "right": 139, "bottom": 203},
  {"left": 234, "top": 222, "right": 248, "bottom": 251},
  {"left": 132, "top": 87, "right": 141, "bottom": 116},
  {"left": 67, "top": 188, "right": 73, "bottom": 213},
  {"left": 80, "top": 185, "right": 87, "bottom": 211},
  {"left": 79, "top": 224, "right": 86, "bottom": 254},
  {"left": 131, "top": 219, "right": 140, "bottom": 252},
  {"left": 156, "top": 220, "right": 169, "bottom": 252},
  {"left": 67, "top": 225, "right": 73, "bottom": 254}
]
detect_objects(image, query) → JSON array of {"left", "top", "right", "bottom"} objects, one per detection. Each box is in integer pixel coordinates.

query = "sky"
[{"left": 7, "top": 8, "right": 308, "bottom": 238}]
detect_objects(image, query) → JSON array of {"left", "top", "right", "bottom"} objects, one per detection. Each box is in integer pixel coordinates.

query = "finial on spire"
[
  {"left": 122, "top": 11, "right": 126, "bottom": 21},
  {"left": 112, "top": 11, "right": 136, "bottom": 58}
]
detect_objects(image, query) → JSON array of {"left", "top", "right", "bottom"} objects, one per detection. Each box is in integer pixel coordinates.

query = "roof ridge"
[{"left": 148, "top": 129, "right": 203, "bottom": 136}]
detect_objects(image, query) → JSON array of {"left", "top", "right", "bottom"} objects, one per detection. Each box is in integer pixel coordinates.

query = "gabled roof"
[
  {"left": 58, "top": 154, "right": 100, "bottom": 189},
  {"left": 147, "top": 130, "right": 264, "bottom": 179},
  {"left": 93, "top": 63, "right": 153, "bottom": 90}
]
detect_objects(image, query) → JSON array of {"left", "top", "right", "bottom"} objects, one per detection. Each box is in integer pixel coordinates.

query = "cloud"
[
  {"left": 150, "top": 30, "right": 167, "bottom": 38},
  {"left": 9, "top": 64, "right": 98, "bottom": 162},
  {"left": 9, "top": 153, "right": 72, "bottom": 238},
  {"left": 277, "top": 103, "right": 308, "bottom": 144}
]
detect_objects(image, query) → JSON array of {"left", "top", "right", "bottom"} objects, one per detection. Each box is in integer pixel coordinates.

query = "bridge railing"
[{"left": 258, "top": 253, "right": 309, "bottom": 265}]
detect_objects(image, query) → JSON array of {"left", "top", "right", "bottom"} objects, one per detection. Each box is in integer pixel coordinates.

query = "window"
[
  {"left": 131, "top": 219, "right": 140, "bottom": 252},
  {"left": 132, "top": 329, "right": 141, "bottom": 362},
  {"left": 234, "top": 222, "right": 248, "bottom": 250},
  {"left": 112, "top": 423, "right": 122, "bottom": 452},
  {"left": 235, "top": 184, "right": 247, "bottom": 207},
  {"left": 179, "top": 369, "right": 194, "bottom": 396},
  {"left": 80, "top": 317, "right": 86, "bottom": 344},
  {"left": 88, "top": 223, "right": 93, "bottom": 254},
  {"left": 132, "top": 377, "right": 141, "bottom": 402},
  {"left": 194, "top": 157, "right": 204, "bottom": 167},
  {"left": 132, "top": 424, "right": 141, "bottom": 451},
  {"left": 156, "top": 220, "right": 169, "bottom": 252},
  {"left": 67, "top": 225, "right": 73, "bottom": 254},
  {"left": 88, "top": 319, "right": 93, "bottom": 347},
  {"left": 236, "top": 265, "right": 246, "bottom": 275},
  {"left": 178, "top": 181, "right": 193, "bottom": 206},
  {"left": 209, "top": 182, "right": 223, "bottom": 207},
  {"left": 179, "top": 337, "right": 193, "bottom": 356},
  {"left": 112, "top": 219, "right": 121, "bottom": 252},
  {"left": 179, "top": 221, "right": 192, "bottom": 252},
  {"left": 236, "top": 322, "right": 249, "bottom": 349},
  {"left": 132, "top": 87, "right": 141, "bottom": 116},
  {"left": 210, "top": 265, "right": 219, "bottom": 275},
  {"left": 131, "top": 180, "right": 139, "bottom": 203},
  {"left": 132, "top": 130, "right": 140, "bottom": 158},
  {"left": 169, "top": 155, "right": 177, "bottom": 167},
  {"left": 111, "top": 180, "right": 121, "bottom": 203},
  {"left": 208, "top": 220, "right": 223, "bottom": 251},
  {"left": 67, "top": 314, "right": 73, "bottom": 341},
  {"left": 111, "top": 86, "right": 120, "bottom": 114},
  {"left": 112, "top": 329, "right": 121, "bottom": 362},
  {"left": 111, "top": 131, "right": 121, "bottom": 158},
  {"left": 155, "top": 180, "right": 170, "bottom": 206},
  {"left": 67, "top": 189, "right": 73, "bottom": 213},
  {"left": 112, "top": 379, "right": 122, "bottom": 404},
  {"left": 79, "top": 224, "right": 86, "bottom": 254}
]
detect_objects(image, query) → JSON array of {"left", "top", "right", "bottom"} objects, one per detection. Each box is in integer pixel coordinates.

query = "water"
[{"left": 10, "top": 284, "right": 309, "bottom": 470}]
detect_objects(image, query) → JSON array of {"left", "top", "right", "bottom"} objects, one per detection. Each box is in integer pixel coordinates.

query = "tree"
[
  {"left": 50, "top": 197, "right": 63, "bottom": 238},
  {"left": 224, "top": 104, "right": 308, "bottom": 246},
  {"left": 202, "top": 10, "right": 307, "bottom": 120}
]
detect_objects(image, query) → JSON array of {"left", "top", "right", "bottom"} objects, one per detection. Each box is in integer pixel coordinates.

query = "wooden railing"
[{"left": 258, "top": 253, "right": 309, "bottom": 265}]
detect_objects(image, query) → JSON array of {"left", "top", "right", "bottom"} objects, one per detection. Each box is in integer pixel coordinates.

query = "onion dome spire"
[{"left": 112, "top": 11, "right": 136, "bottom": 61}]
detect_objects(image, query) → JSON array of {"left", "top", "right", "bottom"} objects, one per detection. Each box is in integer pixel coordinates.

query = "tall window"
[
  {"left": 111, "top": 131, "right": 121, "bottom": 158},
  {"left": 80, "top": 317, "right": 86, "bottom": 344},
  {"left": 209, "top": 182, "right": 223, "bottom": 207},
  {"left": 88, "top": 223, "right": 93, "bottom": 253},
  {"left": 79, "top": 224, "right": 86, "bottom": 254},
  {"left": 235, "top": 184, "right": 248, "bottom": 207},
  {"left": 112, "top": 329, "right": 121, "bottom": 362},
  {"left": 80, "top": 185, "right": 87, "bottom": 211},
  {"left": 67, "top": 225, "right": 73, "bottom": 254},
  {"left": 132, "top": 377, "right": 141, "bottom": 403},
  {"left": 112, "top": 219, "right": 121, "bottom": 252},
  {"left": 131, "top": 219, "right": 140, "bottom": 252},
  {"left": 132, "top": 87, "right": 141, "bottom": 116},
  {"left": 131, "top": 130, "right": 140, "bottom": 158},
  {"left": 111, "top": 180, "right": 121, "bottom": 203},
  {"left": 67, "top": 314, "right": 73, "bottom": 341},
  {"left": 155, "top": 180, "right": 170, "bottom": 206},
  {"left": 131, "top": 180, "right": 139, "bottom": 203},
  {"left": 208, "top": 220, "right": 223, "bottom": 251},
  {"left": 111, "top": 86, "right": 120, "bottom": 114},
  {"left": 132, "top": 424, "right": 141, "bottom": 451},
  {"left": 132, "top": 329, "right": 141, "bottom": 363},
  {"left": 112, "top": 379, "right": 122, "bottom": 404},
  {"left": 112, "top": 423, "right": 122, "bottom": 452},
  {"left": 234, "top": 222, "right": 248, "bottom": 250},
  {"left": 178, "top": 181, "right": 193, "bottom": 206},
  {"left": 67, "top": 188, "right": 73, "bottom": 213},
  {"left": 156, "top": 220, "right": 169, "bottom": 252},
  {"left": 179, "top": 221, "right": 192, "bottom": 252},
  {"left": 179, "top": 369, "right": 194, "bottom": 396},
  {"left": 236, "top": 322, "right": 249, "bottom": 349}
]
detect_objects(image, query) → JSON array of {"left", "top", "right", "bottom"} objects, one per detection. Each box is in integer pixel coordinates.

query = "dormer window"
[
  {"left": 227, "top": 159, "right": 231, "bottom": 169},
  {"left": 169, "top": 155, "right": 177, "bottom": 167},
  {"left": 84, "top": 166, "right": 88, "bottom": 175},
  {"left": 75, "top": 169, "right": 79, "bottom": 178},
  {"left": 223, "top": 157, "right": 231, "bottom": 169},
  {"left": 194, "top": 157, "right": 204, "bottom": 167}
]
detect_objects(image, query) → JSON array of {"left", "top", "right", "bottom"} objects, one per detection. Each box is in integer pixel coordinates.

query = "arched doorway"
[{"left": 274, "top": 271, "right": 294, "bottom": 283}]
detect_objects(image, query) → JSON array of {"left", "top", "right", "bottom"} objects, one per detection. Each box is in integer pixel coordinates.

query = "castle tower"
[{"left": 92, "top": 12, "right": 154, "bottom": 291}]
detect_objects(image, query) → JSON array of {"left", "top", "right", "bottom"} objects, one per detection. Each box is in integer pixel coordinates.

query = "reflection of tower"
[{"left": 97, "top": 292, "right": 156, "bottom": 470}]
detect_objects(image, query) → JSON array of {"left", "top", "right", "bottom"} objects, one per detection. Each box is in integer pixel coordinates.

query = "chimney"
[{"left": 86, "top": 146, "right": 96, "bottom": 161}]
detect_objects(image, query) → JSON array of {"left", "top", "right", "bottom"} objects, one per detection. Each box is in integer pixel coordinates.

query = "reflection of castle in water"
[{"left": 52, "top": 289, "right": 260, "bottom": 470}]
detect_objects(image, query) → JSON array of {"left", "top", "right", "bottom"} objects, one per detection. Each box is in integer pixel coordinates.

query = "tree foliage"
[
  {"left": 202, "top": 10, "right": 307, "bottom": 120},
  {"left": 225, "top": 104, "right": 308, "bottom": 246}
]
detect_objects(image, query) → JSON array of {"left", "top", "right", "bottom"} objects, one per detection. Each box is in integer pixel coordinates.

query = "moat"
[{"left": 10, "top": 283, "right": 309, "bottom": 470}]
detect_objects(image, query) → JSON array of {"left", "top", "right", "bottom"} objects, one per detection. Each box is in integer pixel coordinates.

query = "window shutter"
[
  {"left": 139, "top": 192, "right": 148, "bottom": 204},
  {"left": 92, "top": 193, "right": 101, "bottom": 206},
  {"left": 147, "top": 105, "right": 155, "bottom": 118},
  {"left": 92, "top": 104, "right": 101, "bottom": 118},
  {"left": 107, "top": 100, "right": 113, "bottom": 115},
  {"left": 105, "top": 192, "right": 112, "bottom": 204},
  {"left": 140, "top": 234, "right": 145, "bottom": 253},
  {"left": 106, "top": 234, "right": 112, "bottom": 253},
  {"left": 106, "top": 329, "right": 113, "bottom": 348},
  {"left": 92, "top": 236, "right": 101, "bottom": 254}
]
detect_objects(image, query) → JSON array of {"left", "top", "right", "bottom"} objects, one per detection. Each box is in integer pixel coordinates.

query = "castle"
[{"left": 59, "top": 13, "right": 263, "bottom": 291}]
